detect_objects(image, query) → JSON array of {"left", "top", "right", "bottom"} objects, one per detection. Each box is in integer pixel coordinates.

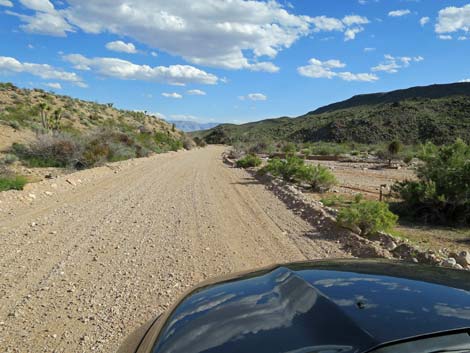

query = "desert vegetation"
[
  {"left": 0, "top": 82, "right": 196, "bottom": 191},
  {"left": 337, "top": 197, "right": 398, "bottom": 236},
  {"left": 236, "top": 154, "right": 262, "bottom": 168},
  {"left": 227, "top": 135, "right": 470, "bottom": 253},
  {"left": 392, "top": 139, "right": 470, "bottom": 225},
  {"left": 0, "top": 171, "right": 28, "bottom": 192},
  {"left": 258, "top": 156, "right": 337, "bottom": 192},
  {"left": 194, "top": 83, "right": 470, "bottom": 146}
]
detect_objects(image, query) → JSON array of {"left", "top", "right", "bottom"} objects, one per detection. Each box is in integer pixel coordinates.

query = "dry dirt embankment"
[{"left": 0, "top": 146, "right": 348, "bottom": 353}]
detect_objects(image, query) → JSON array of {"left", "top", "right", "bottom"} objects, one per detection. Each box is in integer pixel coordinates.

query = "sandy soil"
[
  {"left": 0, "top": 125, "right": 35, "bottom": 152},
  {"left": 309, "top": 159, "right": 416, "bottom": 198},
  {"left": 0, "top": 146, "right": 348, "bottom": 353}
]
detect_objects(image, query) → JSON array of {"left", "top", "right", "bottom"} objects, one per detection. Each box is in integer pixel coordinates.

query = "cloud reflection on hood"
[{"left": 154, "top": 270, "right": 317, "bottom": 353}]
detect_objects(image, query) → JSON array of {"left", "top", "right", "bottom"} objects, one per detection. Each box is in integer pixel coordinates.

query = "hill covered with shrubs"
[
  {"left": 0, "top": 82, "right": 194, "bottom": 168},
  {"left": 195, "top": 82, "right": 470, "bottom": 145},
  {"left": 0, "top": 82, "right": 196, "bottom": 190}
]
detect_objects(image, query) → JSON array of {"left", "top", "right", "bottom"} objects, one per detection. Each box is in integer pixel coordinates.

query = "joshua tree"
[
  {"left": 51, "top": 108, "right": 63, "bottom": 131},
  {"left": 38, "top": 102, "right": 49, "bottom": 130}
]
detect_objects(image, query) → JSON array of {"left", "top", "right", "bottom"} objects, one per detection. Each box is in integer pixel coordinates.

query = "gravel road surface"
[{"left": 0, "top": 146, "right": 347, "bottom": 352}]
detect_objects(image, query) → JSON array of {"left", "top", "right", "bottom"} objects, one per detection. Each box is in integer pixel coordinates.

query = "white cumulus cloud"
[
  {"left": 105, "top": 41, "right": 137, "bottom": 54},
  {"left": 6, "top": 1, "right": 372, "bottom": 70},
  {"left": 436, "top": 4, "right": 470, "bottom": 35},
  {"left": 162, "top": 92, "right": 182, "bottom": 99},
  {"left": 297, "top": 58, "right": 377, "bottom": 82},
  {"left": 372, "top": 54, "right": 423, "bottom": 73},
  {"left": 187, "top": 89, "right": 206, "bottom": 95},
  {"left": 0, "top": 56, "right": 85, "bottom": 86},
  {"left": 63, "top": 54, "right": 218, "bottom": 85},
  {"left": 310, "top": 14, "right": 369, "bottom": 41},
  {"left": 419, "top": 16, "right": 430, "bottom": 26},
  {"left": 0, "top": 0, "right": 13, "bottom": 7},
  {"left": 239, "top": 93, "right": 267, "bottom": 101},
  {"left": 44, "top": 82, "right": 62, "bottom": 89},
  {"left": 6, "top": 0, "right": 73, "bottom": 36},
  {"left": 438, "top": 34, "right": 453, "bottom": 40},
  {"left": 52, "top": 0, "right": 312, "bottom": 72},
  {"left": 388, "top": 9, "right": 411, "bottom": 17}
]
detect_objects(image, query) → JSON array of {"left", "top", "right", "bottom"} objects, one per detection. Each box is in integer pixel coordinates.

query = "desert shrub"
[
  {"left": 154, "top": 132, "right": 183, "bottom": 152},
  {"left": 192, "top": 136, "right": 208, "bottom": 148},
  {"left": 182, "top": 136, "right": 195, "bottom": 150},
  {"left": 403, "top": 154, "right": 413, "bottom": 164},
  {"left": 309, "top": 142, "right": 349, "bottom": 156},
  {"left": 0, "top": 174, "right": 28, "bottom": 192},
  {"left": 0, "top": 82, "right": 15, "bottom": 90},
  {"left": 295, "top": 164, "right": 337, "bottom": 192},
  {"left": 354, "top": 193, "right": 364, "bottom": 203},
  {"left": 261, "top": 156, "right": 304, "bottom": 181},
  {"left": 337, "top": 200, "right": 398, "bottom": 236},
  {"left": 236, "top": 154, "right": 262, "bottom": 168},
  {"left": 392, "top": 139, "right": 470, "bottom": 224},
  {"left": 320, "top": 195, "right": 346, "bottom": 207},
  {"left": 81, "top": 140, "right": 110, "bottom": 166},
  {"left": 281, "top": 142, "right": 297, "bottom": 155},
  {"left": 108, "top": 143, "right": 137, "bottom": 162},
  {"left": 8, "top": 121, "right": 20, "bottom": 130},
  {"left": 248, "top": 141, "right": 272, "bottom": 154},
  {"left": 12, "top": 134, "right": 83, "bottom": 168},
  {"left": 193, "top": 136, "right": 206, "bottom": 147},
  {"left": 1, "top": 154, "right": 18, "bottom": 165}
]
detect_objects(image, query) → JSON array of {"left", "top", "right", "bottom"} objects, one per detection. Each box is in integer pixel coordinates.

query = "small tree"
[{"left": 387, "top": 140, "right": 402, "bottom": 166}]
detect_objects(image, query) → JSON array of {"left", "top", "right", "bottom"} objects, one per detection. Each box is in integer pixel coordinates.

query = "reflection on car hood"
[{"left": 151, "top": 260, "right": 470, "bottom": 353}]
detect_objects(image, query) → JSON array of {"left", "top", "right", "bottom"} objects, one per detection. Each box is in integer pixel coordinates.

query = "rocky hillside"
[
  {"left": 195, "top": 82, "right": 470, "bottom": 145},
  {"left": 0, "top": 82, "right": 185, "bottom": 153}
]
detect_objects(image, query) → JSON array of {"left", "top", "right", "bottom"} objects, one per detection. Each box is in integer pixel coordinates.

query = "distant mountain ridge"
[
  {"left": 194, "top": 82, "right": 470, "bottom": 145},
  {"left": 170, "top": 120, "right": 220, "bottom": 132},
  {"left": 310, "top": 82, "right": 470, "bottom": 114}
]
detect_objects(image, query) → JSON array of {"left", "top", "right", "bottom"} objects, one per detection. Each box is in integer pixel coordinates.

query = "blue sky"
[{"left": 0, "top": 0, "right": 469, "bottom": 124}]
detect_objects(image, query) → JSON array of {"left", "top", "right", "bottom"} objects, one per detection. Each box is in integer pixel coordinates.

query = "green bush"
[
  {"left": 1, "top": 154, "right": 18, "bottom": 165},
  {"left": 296, "top": 164, "right": 337, "bottom": 192},
  {"left": 261, "top": 156, "right": 304, "bottom": 181},
  {"left": 338, "top": 200, "right": 398, "bottom": 236},
  {"left": 248, "top": 141, "right": 273, "bottom": 154},
  {"left": 262, "top": 156, "right": 336, "bottom": 191},
  {"left": 320, "top": 195, "right": 346, "bottom": 207},
  {"left": 193, "top": 136, "right": 207, "bottom": 147},
  {"left": 392, "top": 139, "right": 470, "bottom": 224},
  {"left": 0, "top": 175, "right": 28, "bottom": 192},
  {"left": 236, "top": 154, "right": 262, "bottom": 168},
  {"left": 281, "top": 142, "right": 297, "bottom": 155},
  {"left": 403, "top": 154, "right": 413, "bottom": 164}
]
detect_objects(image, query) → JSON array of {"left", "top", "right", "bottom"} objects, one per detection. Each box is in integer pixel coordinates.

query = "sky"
[{"left": 0, "top": 0, "right": 469, "bottom": 124}]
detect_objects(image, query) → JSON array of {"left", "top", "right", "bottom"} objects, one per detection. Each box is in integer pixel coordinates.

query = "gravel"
[{"left": 0, "top": 146, "right": 348, "bottom": 353}]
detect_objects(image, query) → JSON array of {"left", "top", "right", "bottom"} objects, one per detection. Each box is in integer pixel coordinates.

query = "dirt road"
[{"left": 0, "top": 146, "right": 347, "bottom": 353}]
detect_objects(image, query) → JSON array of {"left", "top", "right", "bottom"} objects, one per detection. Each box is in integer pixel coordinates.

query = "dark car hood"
[{"left": 150, "top": 260, "right": 470, "bottom": 353}]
